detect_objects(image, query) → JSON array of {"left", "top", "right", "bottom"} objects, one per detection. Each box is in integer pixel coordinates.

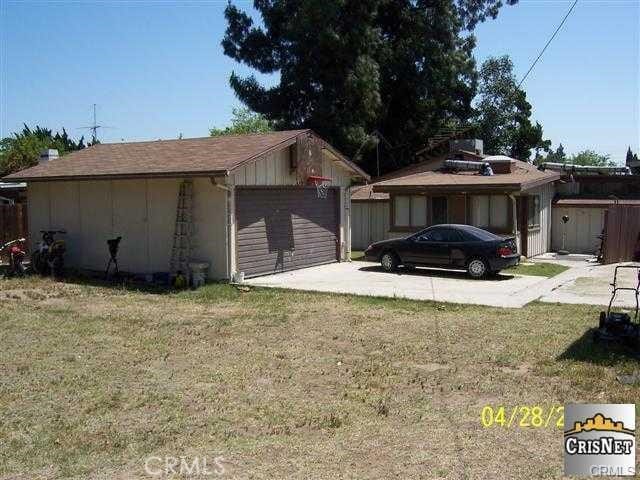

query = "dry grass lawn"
[{"left": 0, "top": 276, "right": 638, "bottom": 479}]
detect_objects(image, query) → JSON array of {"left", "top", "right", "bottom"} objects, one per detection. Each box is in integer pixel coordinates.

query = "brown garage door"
[{"left": 236, "top": 187, "right": 340, "bottom": 278}]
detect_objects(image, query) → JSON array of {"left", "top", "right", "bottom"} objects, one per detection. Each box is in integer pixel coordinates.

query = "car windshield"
[{"left": 461, "top": 225, "right": 503, "bottom": 241}]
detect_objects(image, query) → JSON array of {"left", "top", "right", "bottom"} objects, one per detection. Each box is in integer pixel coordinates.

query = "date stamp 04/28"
[{"left": 480, "top": 405, "right": 565, "bottom": 429}]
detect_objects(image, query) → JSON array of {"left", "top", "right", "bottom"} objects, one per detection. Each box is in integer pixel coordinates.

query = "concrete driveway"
[
  {"left": 244, "top": 261, "right": 556, "bottom": 308},
  {"left": 244, "top": 259, "right": 640, "bottom": 309}
]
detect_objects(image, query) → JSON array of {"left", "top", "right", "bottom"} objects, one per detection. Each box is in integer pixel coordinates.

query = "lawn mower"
[{"left": 593, "top": 265, "right": 640, "bottom": 350}]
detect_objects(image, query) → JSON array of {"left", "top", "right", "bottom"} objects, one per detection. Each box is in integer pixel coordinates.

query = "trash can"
[{"left": 188, "top": 262, "right": 209, "bottom": 288}]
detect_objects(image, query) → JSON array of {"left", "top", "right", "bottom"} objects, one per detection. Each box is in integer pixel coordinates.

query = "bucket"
[
  {"left": 188, "top": 262, "right": 209, "bottom": 288},
  {"left": 233, "top": 271, "right": 245, "bottom": 284}
]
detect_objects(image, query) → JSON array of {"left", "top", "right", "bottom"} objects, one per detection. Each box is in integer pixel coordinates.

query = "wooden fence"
[
  {"left": 0, "top": 204, "right": 29, "bottom": 249},
  {"left": 602, "top": 206, "right": 640, "bottom": 264}
]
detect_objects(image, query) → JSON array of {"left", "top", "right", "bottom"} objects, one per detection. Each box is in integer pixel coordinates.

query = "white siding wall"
[
  {"left": 525, "top": 183, "right": 554, "bottom": 257},
  {"left": 551, "top": 207, "right": 605, "bottom": 254},
  {"left": 192, "top": 178, "right": 228, "bottom": 278},
  {"left": 27, "top": 178, "right": 229, "bottom": 279},
  {"left": 231, "top": 147, "right": 352, "bottom": 188},
  {"left": 232, "top": 148, "right": 296, "bottom": 186},
  {"left": 351, "top": 201, "right": 391, "bottom": 250}
]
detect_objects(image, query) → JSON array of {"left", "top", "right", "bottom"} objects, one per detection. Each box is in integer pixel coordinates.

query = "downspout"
[
  {"left": 211, "top": 176, "right": 234, "bottom": 282},
  {"left": 508, "top": 193, "right": 519, "bottom": 252},
  {"left": 345, "top": 186, "right": 351, "bottom": 261}
]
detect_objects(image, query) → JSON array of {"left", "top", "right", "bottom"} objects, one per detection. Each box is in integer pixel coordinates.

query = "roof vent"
[
  {"left": 484, "top": 155, "right": 516, "bottom": 174},
  {"left": 39, "top": 149, "right": 59, "bottom": 164},
  {"left": 444, "top": 159, "right": 493, "bottom": 175},
  {"left": 449, "top": 139, "right": 483, "bottom": 155}
]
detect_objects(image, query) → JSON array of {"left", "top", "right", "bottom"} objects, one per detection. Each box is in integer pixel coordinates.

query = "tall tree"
[
  {"left": 546, "top": 143, "right": 566, "bottom": 163},
  {"left": 221, "top": 0, "right": 516, "bottom": 174},
  {"left": 472, "top": 55, "right": 549, "bottom": 161},
  {"left": 210, "top": 107, "right": 274, "bottom": 137},
  {"left": 0, "top": 125, "right": 86, "bottom": 177},
  {"left": 626, "top": 146, "right": 634, "bottom": 166}
]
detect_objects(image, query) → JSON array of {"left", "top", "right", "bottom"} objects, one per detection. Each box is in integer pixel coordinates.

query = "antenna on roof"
[{"left": 77, "top": 104, "right": 115, "bottom": 144}]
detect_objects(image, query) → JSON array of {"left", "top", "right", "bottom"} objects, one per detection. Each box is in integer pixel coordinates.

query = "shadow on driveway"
[{"left": 357, "top": 265, "right": 516, "bottom": 281}]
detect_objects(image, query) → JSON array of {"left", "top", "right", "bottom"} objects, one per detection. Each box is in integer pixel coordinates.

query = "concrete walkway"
[
  {"left": 244, "top": 259, "right": 639, "bottom": 309},
  {"left": 538, "top": 261, "right": 639, "bottom": 309}
]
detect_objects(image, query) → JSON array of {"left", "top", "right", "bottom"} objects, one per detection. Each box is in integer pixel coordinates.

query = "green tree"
[
  {"left": 0, "top": 125, "right": 86, "bottom": 177},
  {"left": 625, "top": 146, "right": 635, "bottom": 166},
  {"left": 221, "top": 0, "right": 516, "bottom": 174},
  {"left": 546, "top": 143, "right": 566, "bottom": 163},
  {"left": 472, "top": 55, "right": 550, "bottom": 161},
  {"left": 209, "top": 107, "right": 274, "bottom": 137},
  {"left": 569, "top": 150, "right": 614, "bottom": 167}
]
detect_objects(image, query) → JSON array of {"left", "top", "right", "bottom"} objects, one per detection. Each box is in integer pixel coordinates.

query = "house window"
[
  {"left": 471, "top": 195, "right": 509, "bottom": 230},
  {"left": 528, "top": 195, "right": 541, "bottom": 228},
  {"left": 393, "top": 195, "right": 427, "bottom": 228},
  {"left": 431, "top": 196, "right": 448, "bottom": 225}
]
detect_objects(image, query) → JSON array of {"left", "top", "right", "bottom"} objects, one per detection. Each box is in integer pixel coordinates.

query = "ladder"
[{"left": 170, "top": 180, "right": 194, "bottom": 275}]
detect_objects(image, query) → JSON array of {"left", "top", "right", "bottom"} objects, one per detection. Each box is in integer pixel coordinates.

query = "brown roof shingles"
[
  {"left": 4, "top": 130, "right": 368, "bottom": 182},
  {"left": 351, "top": 184, "right": 390, "bottom": 201},
  {"left": 372, "top": 160, "right": 559, "bottom": 192}
]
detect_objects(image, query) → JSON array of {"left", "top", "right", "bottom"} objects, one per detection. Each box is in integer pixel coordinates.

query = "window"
[
  {"left": 411, "top": 195, "right": 427, "bottom": 226},
  {"left": 528, "top": 195, "right": 541, "bottom": 228},
  {"left": 440, "top": 228, "right": 464, "bottom": 242},
  {"left": 393, "top": 195, "right": 427, "bottom": 228},
  {"left": 394, "top": 196, "right": 410, "bottom": 227},
  {"left": 418, "top": 227, "right": 462, "bottom": 243},
  {"left": 471, "top": 195, "right": 509, "bottom": 230},
  {"left": 461, "top": 225, "right": 502, "bottom": 241},
  {"left": 431, "top": 196, "right": 448, "bottom": 225}
]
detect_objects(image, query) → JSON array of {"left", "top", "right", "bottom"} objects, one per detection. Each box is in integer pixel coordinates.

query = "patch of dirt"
[
  {"left": 0, "top": 283, "right": 82, "bottom": 301},
  {"left": 500, "top": 363, "right": 532, "bottom": 375},
  {"left": 393, "top": 361, "right": 449, "bottom": 372}
]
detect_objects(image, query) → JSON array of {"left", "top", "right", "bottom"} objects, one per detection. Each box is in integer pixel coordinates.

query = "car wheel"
[
  {"left": 380, "top": 252, "right": 399, "bottom": 272},
  {"left": 467, "top": 257, "right": 488, "bottom": 279}
]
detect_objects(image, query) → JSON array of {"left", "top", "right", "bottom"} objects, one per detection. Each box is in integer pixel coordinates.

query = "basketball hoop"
[{"left": 307, "top": 175, "right": 332, "bottom": 199}]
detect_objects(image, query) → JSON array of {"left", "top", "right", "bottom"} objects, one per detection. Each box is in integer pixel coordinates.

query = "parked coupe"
[{"left": 364, "top": 224, "right": 520, "bottom": 279}]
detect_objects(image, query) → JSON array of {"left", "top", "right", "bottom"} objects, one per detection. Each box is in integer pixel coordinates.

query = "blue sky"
[{"left": 1, "top": 0, "right": 638, "bottom": 163}]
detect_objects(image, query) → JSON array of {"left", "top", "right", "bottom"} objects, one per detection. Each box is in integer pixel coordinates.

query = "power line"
[{"left": 517, "top": 0, "right": 579, "bottom": 88}]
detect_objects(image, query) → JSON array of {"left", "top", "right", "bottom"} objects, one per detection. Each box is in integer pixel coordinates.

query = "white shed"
[{"left": 4, "top": 130, "right": 368, "bottom": 279}]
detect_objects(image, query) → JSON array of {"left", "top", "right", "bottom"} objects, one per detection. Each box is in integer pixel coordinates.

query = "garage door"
[{"left": 236, "top": 187, "right": 340, "bottom": 278}]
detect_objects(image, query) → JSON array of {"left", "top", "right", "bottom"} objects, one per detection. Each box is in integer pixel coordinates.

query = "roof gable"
[{"left": 3, "top": 130, "right": 367, "bottom": 182}]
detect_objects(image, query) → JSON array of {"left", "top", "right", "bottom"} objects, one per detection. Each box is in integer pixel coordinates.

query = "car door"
[
  {"left": 412, "top": 227, "right": 451, "bottom": 266},
  {"left": 445, "top": 228, "right": 468, "bottom": 267}
]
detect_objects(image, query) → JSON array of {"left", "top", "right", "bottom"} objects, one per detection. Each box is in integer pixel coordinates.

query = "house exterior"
[
  {"left": 4, "top": 130, "right": 368, "bottom": 279},
  {"left": 351, "top": 150, "right": 559, "bottom": 258},
  {"left": 551, "top": 198, "right": 640, "bottom": 254},
  {"left": 550, "top": 173, "right": 640, "bottom": 253}
]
